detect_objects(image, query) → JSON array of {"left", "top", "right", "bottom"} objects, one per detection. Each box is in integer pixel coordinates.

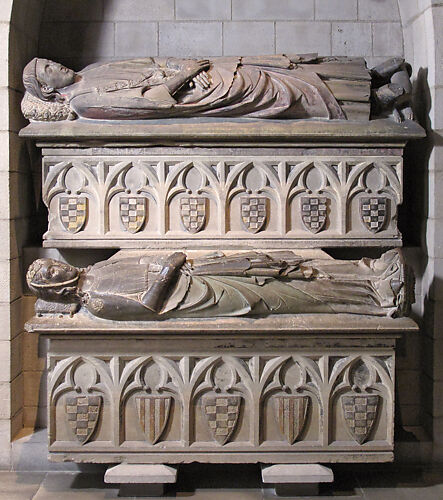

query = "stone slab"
[
  {"left": 19, "top": 119, "right": 426, "bottom": 147},
  {"left": 26, "top": 313, "right": 418, "bottom": 335},
  {"left": 32, "top": 472, "right": 120, "bottom": 500},
  {"left": 262, "top": 464, "right": 334, "bottom": 483},
  {"left": 104, "top": 463, "right": 177, "bottom": 484},
  {"left": 0, "top": 472, "right": 46, "bottom": 500}
]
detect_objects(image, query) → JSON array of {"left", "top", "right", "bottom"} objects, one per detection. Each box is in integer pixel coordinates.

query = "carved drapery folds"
[
  {"left": 41, "top": 155, "right": 403, "bottom": 247},
  {"left": 50, "top": 353, "right": 393, "bottom": 450}
]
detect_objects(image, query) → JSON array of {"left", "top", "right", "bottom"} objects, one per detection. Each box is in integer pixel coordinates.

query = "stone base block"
[
  {"left": 262, "top": 464, "right": 334, "bottom": 484},
  {"left": 262, "top": 464, "right": 333, "bottom": 497},
  {"left": 104, "top": 464, "right": 177, "bottom": 484}
]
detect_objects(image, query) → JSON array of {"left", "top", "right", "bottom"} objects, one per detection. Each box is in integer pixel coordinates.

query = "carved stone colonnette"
[{"left": 26, "top": 314, "right": 417, "bottom": 464}]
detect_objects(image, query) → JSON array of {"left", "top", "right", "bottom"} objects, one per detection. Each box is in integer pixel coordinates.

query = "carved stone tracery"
[
  {"left": 42, "top": 155, "right": 402, "bottom": 245},
  {"left": 49, "top": 353, "right": 393, "bottom": 450}
]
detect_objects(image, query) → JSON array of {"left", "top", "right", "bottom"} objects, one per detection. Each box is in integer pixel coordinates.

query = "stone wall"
[
  {"left": 39, "top": 0, "right": 403, "bottom": 70},
  {"left": 1, "top": 0, "right": 442, "bottom": 468},
  {"left": 399, "top": 0, "right": 443, "bottom": 462},
  {"left": 0, "top": 0, "right": 44, "bottom": 468}
]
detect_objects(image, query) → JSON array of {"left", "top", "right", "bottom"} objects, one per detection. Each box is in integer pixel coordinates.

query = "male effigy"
[{"left": 21, "top": 54, "right": 423, "bottom": 484}]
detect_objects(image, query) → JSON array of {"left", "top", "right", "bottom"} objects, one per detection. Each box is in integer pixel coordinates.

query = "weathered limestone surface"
[
  {"left": 19, "top": 119, "right": 425, "bottom": 250},
  {"left": 27, "top": 314, "right": 417, "bottom": 465}
]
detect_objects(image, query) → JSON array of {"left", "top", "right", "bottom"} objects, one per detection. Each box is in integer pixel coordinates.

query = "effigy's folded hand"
[
  {"left": 181, "top": 59, "right": 210, "bottom": 78},
  {"left": 192, "top": 70, "right": 211, "bottom": 90}
]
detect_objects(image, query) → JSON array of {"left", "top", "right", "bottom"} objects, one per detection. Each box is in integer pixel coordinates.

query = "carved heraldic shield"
[
  {"left": 135, "top": 395, "right": 172, "bottom": 444},
  {"left": 274, "top": 395, "right": 309, "bottom": 444},
  {"left": 180, "top": 197, "right": 207, "bottom": 233},
  {"left": 341, "top": 394, "right": 380, "bottom": 444},
  {"left": 241, "top": 196, "right": 267, "bottom": 233},
  {"left": 301, "top": 197, "right": 327, "bottom": 233},
  {"left": 59, "top": 197, "right": 87, "bottom": 233},
  {"left": 119, "top": 196, "right": 147, "bottom": 233},
  {"left": 65, "top": 395, "right": 102, "bottom": 444},
  {"left": 202, "top": 395, "right": 241, "bottom": 445},
  {"left": 360, "top": 197, "right": 387, "bottom": 233}
]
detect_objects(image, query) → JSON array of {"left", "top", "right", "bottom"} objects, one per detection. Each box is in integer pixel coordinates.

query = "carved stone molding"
[
  {"left": 41, "top": 154, "right": 403, "bottom": 247},
  {"left": 48, "top": 351, "right": 394, "bottom": 454}
]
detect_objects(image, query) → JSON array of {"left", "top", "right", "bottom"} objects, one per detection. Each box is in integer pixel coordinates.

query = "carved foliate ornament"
[
  {"left": 202, "top": 395, "right": 241, "bottom": 445},
  {"left": 135, "top": 395, "right": 172, "bottom": 444},
  {"left": 59, "top": 197, "right": 87, "bottom": 233},
  {"left": 65, "top": 395, "right": 102, "bottom": 444},
  {"left": 360, "top": 197, "right": 387, "bottom": 233},
  {"left": 274, "top": 395, "right": 309, "bottom": 444},
  {"left": 301, "top": 197, "right": 327, "bottom": 233},
  {"left": 180, "top": 197, "right": 207, "bottom": 233},
  {"left": 241, "top": 196, "right": 267, "bottom": 233},
  {"left": 341, "top": 394, "right": 380, "bottom": 444},
  {"left": 119, "top": 196, "right": 147, "bottom": 233}
]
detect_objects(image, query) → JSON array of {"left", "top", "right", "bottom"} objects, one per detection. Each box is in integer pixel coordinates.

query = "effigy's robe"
[
  {"left": 71, "top": 56, "right": 370, "bottom": 121},
  {"left": 24, "top": 55, "right": 373, "bottom": 121},
  {"left": 69, "top": 250, "right": 411, "bottom": 320}
]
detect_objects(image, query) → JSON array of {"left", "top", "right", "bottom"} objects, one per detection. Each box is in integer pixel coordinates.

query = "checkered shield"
[
  {"left": 301, "top": 197, "right": 327, "bottom": 233},
  {"left": 65, "top": 395, "right": 102, "bottom": 444},
  {"left": 119, "top": 196, "right": 147, "bottom": 233},
  {"left": 59, "top": 197, "right": 87, "bottom": 233},
  {"left": 202, "top": 395, "right": 241, "bottom": 445},
  {"left": 135, "top": 395, "right": 172, "bottom": 445},
  {"left": 341, "top": 394, "right": 380, "bottom": 444},
  {"left": 241, "top": 196, "right": 267, "bottom": 233},
  {"left": 180, "top": 197, "right": 207, "bottom": 233},
  {"left": 360, "top": 197, "right": 387, "bottom": 233},
  {"left": 273, "top": 395, "right": 309, "bottom": 444}
]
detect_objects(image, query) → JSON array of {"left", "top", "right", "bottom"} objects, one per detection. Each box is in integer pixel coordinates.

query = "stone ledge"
[
  {"left": 19, "top": 118, "right": 425, "bottom": 146},
  {"left": 25, "top": 313, "right": 418, "bottom": 335}
]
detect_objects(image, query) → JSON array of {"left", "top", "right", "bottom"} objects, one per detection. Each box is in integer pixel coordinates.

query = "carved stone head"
[
  {"left": 26, "top": 258, "right": 80, "bottom": 303},
  {"left": 22, "top": 58, "right": 77, "bottom": 121},
  {"left": 23, "top": 58, "right": 75, "bottom": 100}
]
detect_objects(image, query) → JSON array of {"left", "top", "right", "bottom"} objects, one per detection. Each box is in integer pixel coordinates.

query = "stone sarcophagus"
[
  {"left": 24, "top": 119, "right": 423, "bottom": 249},
  {"left": 25, "top": 314, "right": 416, "bottom": 464},
  {"left": 21, "top": 54, "right": 424, "bottom": 477}
]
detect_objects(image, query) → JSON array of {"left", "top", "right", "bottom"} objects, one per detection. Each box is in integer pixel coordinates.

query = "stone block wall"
[
  {"left": 39, "top": 0, "right": 403, "bottom": 70},
  {"left": 399, "top": 0, "right": 443, "bottom": 461},
  {"left": 0, "top": 0, "right": 44, "bottom": 468}
]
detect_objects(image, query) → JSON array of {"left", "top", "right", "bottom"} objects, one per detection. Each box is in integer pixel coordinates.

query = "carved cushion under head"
[
  {"left": 21, "top": 91, "right": 77, "bottom": 122},
  {"left": 35, "top": 298, "right": 80, "bottom": 316}
]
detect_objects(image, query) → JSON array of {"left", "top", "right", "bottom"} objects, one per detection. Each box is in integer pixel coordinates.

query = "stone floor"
[{"left": 1, "top": 464, "right": 443, "bottom": 499}]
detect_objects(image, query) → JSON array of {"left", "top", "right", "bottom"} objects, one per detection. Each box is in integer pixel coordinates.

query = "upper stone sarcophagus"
[{"left": 19, "top": 54, "right": 424, "bottom": 249}]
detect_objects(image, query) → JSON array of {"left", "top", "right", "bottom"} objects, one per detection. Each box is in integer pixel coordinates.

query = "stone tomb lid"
[
  {"left": 19, "top": 118, "right": 425, "bottom": 147},
  {"left": 26, "top": 313, "right": 418, "bottom": 335}
]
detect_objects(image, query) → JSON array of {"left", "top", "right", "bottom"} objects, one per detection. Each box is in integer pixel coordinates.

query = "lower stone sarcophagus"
[{"left": 27, "top": 315, "right": 416, "bottom": 464}]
